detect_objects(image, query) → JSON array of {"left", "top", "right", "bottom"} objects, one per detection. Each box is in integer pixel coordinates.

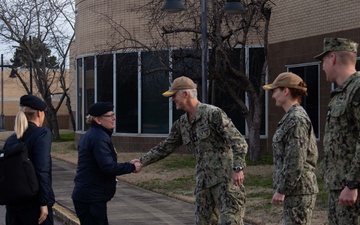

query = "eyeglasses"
[{"left": 101, "top": 113, "right": 115, "bottom": 118}]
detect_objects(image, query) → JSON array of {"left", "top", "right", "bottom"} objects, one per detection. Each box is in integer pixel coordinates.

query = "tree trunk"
[
  {"left": 248, "top": 123, "right": 261, "bottom": 162},
  {"left": 45, "top": 106, "right": 60, "bottom": 140},
  {"left": 65, "top": 94, "right": 76, "bottom": 131}
]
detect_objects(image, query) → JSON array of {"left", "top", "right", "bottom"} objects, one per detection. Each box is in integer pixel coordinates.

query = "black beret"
[
  {"left": 88, "top": 102, "right": 114, "bottom": 117},
  {"left": 20, "top": 95, "right": 47, "bottom": 111}
]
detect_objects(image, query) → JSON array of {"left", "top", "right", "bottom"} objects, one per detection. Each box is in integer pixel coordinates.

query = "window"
[
  {"left": 171, "top": 49, "right": 202, "bottom": 122},
  {"left": 97, "top": 54, "right": 114, "bottom": 102},
  {"left": 76, "top": 47, "right": 268, "bottom": 137},
  {"left": 288, "top": 64, "right": 320, "bottom": 138},
  {"left": 141, "top": 51, "right": 169, "bottom": 134},
  {"left": 84, "top": 56, "right": 95, "bottom": 130},
  {"left": 210, "top": 47, "right": 266, "bottom": 136},
  {"left": 116, "top": 52, "right": 138, "bottom": 133},
  {"left": 76, "top": 58, "right": 83, "bottom": 130}
]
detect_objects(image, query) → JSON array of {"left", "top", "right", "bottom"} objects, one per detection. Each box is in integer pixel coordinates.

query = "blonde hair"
[
  {"left": 86, "top": 114, "right": 95, "bottom": 124},
  {"left": 14, "top": 106, "right": 37, "bottom": 139}
]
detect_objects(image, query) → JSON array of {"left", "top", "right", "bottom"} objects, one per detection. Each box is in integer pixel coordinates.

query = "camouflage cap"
[
  {"left": 162, "top": 76, "right": 197, "bottom": 97},
  {"left": 314, "top": 37, "right": 358, "bottom": 60},
  {"left": 263, "top": 72, "right": 307, "bottom": 91}
]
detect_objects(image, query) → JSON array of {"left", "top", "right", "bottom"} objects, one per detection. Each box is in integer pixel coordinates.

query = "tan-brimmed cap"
[
  {"left": 162, "top": 76, "right": 197, "bottom": 97},
  {"left": 263, "top": 72, "right": 307, "bottom": 91},
  {"left": 314, "top": 37, "right": 358, "bottom": 60}
]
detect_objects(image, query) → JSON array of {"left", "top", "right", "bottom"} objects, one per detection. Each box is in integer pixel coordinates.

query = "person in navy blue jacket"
[
  {"left": 72, "top": 102, "right": 141, "bottom": 225},
  {"left": 5, "top": 94, "right": 54, "bottom": 225}
]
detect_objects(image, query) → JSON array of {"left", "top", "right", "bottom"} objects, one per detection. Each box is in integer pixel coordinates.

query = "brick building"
[
  {"left": 0, "top": 70, "right": 70, "bottom": 130},
  {"left": 71, "top": 0, "right": 360, "bottom": 154}
]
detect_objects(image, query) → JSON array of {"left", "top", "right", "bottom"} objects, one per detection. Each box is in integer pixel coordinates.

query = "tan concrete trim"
[{"left": 53, "top": 202, "right": 80, "bottom": 225}]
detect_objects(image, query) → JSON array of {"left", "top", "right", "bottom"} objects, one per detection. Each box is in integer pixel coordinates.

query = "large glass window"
[
  {"left": 141, "top": 51, "right": 169, "bottom": 134},
  {"left": 116, "top": 52, "right": 138, "bottom": 133},
  {"left": 84, "top": 56, "right": 95, "bottom": 130},
  {"left": 210, "top": 47, "right": 266, "bottom": 136},
  {"left": 97, "top": 54, "right": 113, "bottom": 102},
  {"left": 288, "top": 64, "right": 320, "bottom": 138},
  {"left": 76, "top": 58, "right": 83, "bottom": 130},
  {"left": 76, "top": 47, "right": 268, "bottom": 135},
  {"left": 171, "top": 49, "right": 202, "bottom": 122},
  {"left": 211, "top": 48, "right": 246, "bottom": 134}
]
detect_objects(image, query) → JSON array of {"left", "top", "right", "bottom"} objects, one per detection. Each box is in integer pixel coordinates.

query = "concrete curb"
[{"left": 53, "top": 202, "right": 79, "bottom": 225}]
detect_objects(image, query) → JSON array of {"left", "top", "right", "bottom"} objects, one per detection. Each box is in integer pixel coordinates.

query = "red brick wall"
[{"left": 267, "top": 28, "right": 360, "bottom": 154}]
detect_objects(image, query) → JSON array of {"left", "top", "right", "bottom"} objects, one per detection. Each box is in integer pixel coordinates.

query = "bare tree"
[
  {"left": 91, "top": 0, "right": 273, "bottom": 161},
  {"left": 0, "top": 0, "right": 76, "bottom": 138}
]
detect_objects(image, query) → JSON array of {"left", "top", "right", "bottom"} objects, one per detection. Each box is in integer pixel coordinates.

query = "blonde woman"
[{"left": 4, "top": 95, "right": 54, "bottom": 225}]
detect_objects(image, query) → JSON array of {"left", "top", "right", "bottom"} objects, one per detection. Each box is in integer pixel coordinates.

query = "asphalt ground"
[{"left": 52, "top": 158, "right": 196, "bottom": 225}]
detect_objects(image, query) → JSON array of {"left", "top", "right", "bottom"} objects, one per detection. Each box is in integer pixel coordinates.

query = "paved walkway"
[
  {"left": 52, "top": 158, "right": 196, "bottom": 225},
  {"left": 0, "top": 139, "right": 252, "bottom": 225}
]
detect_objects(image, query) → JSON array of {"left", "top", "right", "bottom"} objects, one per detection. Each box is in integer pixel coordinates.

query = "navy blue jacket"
[
  {"left": 72, "top": 122, "right": 135, "bottom": 203},
  {"left": 4, "top": 122, "right": 55, "bottom": 206}
]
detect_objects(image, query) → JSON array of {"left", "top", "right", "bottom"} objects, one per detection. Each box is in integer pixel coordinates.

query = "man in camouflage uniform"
[
  {"left": 315, "top": 37, "right": 360, "bottom": 225},
  {"left": 138, "top": 76, "right": 248, "bottom": 225},
  {"left": 263, "top": 72, "right": 318, "bottom": 225}
]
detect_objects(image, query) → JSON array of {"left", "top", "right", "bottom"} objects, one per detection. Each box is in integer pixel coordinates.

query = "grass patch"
[
  {"left": 138, "top": 175, "right": 195, "bottom": 195},
  {"left": 246, "top": 191, "right": 272, "bottom": 199},
  {"left": 315, "top": 176, "right": 327, "bottom": 209},
  {"left": 245, "top": 174, "right": 273, "bottom": 188},
  {"left": 246, "top": 154, "right": 273, "bottom": 166},
  {"left": 53, "top": 131, "right": 75, "bottom": 142},
  {"left": 160, "top": 154, "right": 196, "bottom": 169}
]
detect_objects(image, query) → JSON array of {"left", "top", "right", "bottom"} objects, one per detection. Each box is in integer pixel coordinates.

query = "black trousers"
[
  {"left": 6, "top": 202, "right": 53, "bottom": 225},
  {"left": 73, "top": 200, "right": 109, "bottom": 225}
]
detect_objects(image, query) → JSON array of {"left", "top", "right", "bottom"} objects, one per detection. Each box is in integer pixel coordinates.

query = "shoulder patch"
[{"left": 353, "top": 88, "right": 360, "bottom": 102}]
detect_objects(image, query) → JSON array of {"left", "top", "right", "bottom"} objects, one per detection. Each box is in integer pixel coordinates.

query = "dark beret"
[
  {"left": 88, "top": 102, "right": 114, "bottom": 117},
  {"left": 20, "top": 95, "right": 47, "bottom": 111}
]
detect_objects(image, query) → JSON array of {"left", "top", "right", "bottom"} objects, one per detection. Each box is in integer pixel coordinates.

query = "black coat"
[
  {"left": 4, "top": 122, "right": 55, "bottom": 207},
  {"left": 72, "top": 122, "right": 135, "bottom": 203}
]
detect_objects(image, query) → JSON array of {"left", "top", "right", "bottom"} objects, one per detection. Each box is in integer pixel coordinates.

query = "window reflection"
[{"left": 116, "top": 53, "right": 138, "bottom": 133}]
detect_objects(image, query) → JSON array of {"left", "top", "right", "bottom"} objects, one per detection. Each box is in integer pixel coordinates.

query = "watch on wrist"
[
  {"left": 233, "top": 166, "right": 243, "bottom": 172},
  {"left": 346, "top": 180, "right": 359, "bottom": 190}
]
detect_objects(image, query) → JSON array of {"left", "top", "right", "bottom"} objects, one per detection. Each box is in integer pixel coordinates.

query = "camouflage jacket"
[
  {"left": 322, "top": 72, "right": 360, "bottom": 190},
  {"left": 272, "top": 104, "right": 318, "bottom": 195},
  {"left": 140, "top": 103, "right": 248, "bottom": 189}
]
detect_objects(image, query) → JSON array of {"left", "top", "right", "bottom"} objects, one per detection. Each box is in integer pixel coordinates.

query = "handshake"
[{"left": 130, "top": 159, "right": 143, "bottom": 173}]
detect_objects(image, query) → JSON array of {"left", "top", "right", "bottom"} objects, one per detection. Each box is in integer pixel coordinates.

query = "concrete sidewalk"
[{"left": 52, "top": 158, "right": 196, "bottom": 225}]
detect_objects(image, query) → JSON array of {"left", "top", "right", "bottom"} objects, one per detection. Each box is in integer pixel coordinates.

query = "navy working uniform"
[
  {"left": 140, "top": 102, "right": 248, "bottom": 225},
  {"left": 322, "top": 72, "right": 360, "bottom": 224},
  {"left": 272, "top": 104, "right": 318, "bottom": 224}
]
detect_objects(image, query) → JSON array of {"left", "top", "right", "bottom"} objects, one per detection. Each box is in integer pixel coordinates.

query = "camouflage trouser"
[
  {"left": 282, "top": 194, "right": 316, "bottom": 225},
  {"left": 327, "top": 190, "right": 360, "bottom": 225},
  {"left": 195, "top": 181, "right": 246, "bottom": 225}
]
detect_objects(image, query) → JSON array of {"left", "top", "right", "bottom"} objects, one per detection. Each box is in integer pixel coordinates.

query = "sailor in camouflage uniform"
[
  {"left": 138, "top": 76, "right": 248, "bottom": 225},
  {"left": 263, "top": 72, "right": 318, "bottom": 225},
  {"left": 315, "top": 37, "right": 360, "bottom": 225}
]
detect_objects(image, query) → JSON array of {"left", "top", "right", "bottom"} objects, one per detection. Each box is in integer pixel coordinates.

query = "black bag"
[{"left": 0, "top": 132, "right": 39, "bottom": 205}]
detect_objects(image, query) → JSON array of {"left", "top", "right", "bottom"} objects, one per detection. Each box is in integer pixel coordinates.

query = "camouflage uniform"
[
  {"left": 272, "top": 103, "right": 318, "bottom": 225},
  {"left": 322, "top": 72, "right": 360, "bottom": 225},
  {"left": 140, "top": 103, "right": 248, "bottom": 225}
]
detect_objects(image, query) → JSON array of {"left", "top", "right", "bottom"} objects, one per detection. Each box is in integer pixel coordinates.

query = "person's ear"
[
  {"left": 283, "top": 87, "right": 290, "bottom": 95},
  {"left": 94, "top": 117, "right": 102, "bottom": 124}
]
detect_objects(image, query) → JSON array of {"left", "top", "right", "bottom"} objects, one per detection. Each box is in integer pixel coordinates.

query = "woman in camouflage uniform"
[{"left": 263, "top": 72, "right": 318, "bottom": 225}]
